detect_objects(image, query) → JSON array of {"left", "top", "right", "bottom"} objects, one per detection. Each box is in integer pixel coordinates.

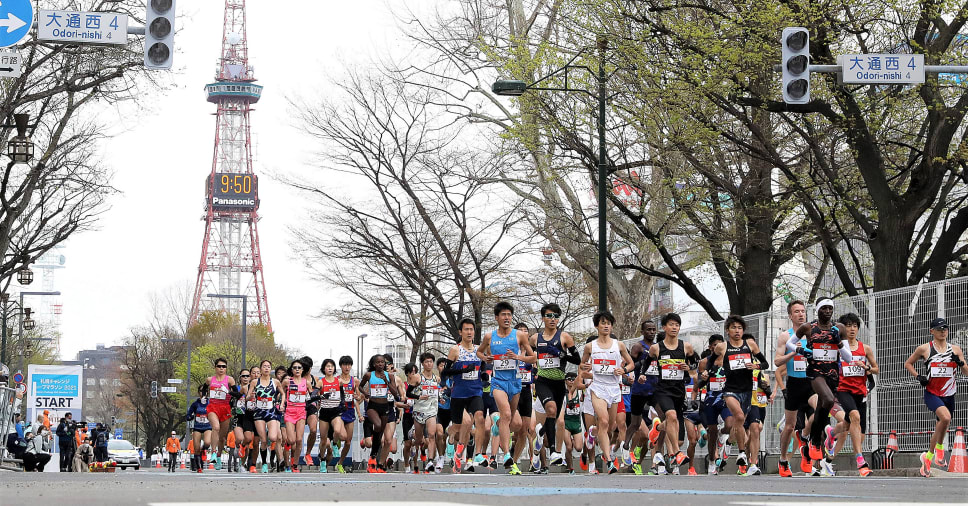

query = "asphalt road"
[{"left": 1, "top": 468, "right": 966, "bottom": 506}]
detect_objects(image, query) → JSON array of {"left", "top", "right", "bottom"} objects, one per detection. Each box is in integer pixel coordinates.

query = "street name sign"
[
  {"left": 160, "top": 386, "right": 178, "bottom": 393},
  {"left": 37, "top": 10, "right": 127, "bottom": 45},
  {"left": 0, "top": 0, "right": 32, "bottom": 48},
  {"left": 167, "top": 378, "right": 182, "bottom": 384},
  {"left": 841, "top": 53, "right": 925, "bottom": 84},
  {"left": 0, "top": 49, "right": 22, "bottom": 78}
]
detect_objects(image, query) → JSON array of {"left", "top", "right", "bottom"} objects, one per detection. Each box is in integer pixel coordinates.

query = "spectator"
[
  {"left": 13, "top": 413, "right": 24, "bottom": 438},
  {"left": 23, "top": 429, "right": 51, "bottom": 472},
  {"left": 42, "top": 410, "right": 51, "bottom": 432},
  {"left": 165, "top": 432, "right": 181, "bottom": 472},
  {"left": 94, "top": 423, "right": 109, "bottom": 462},
  {"left": 73, "top": 437, "right": 94, "bottom": 472},
  {"left": 5, "top": 430, "right": 27, "bottom": 463},
  {"left": 55, "top": 415, "right": 75, "bottom": 472}
]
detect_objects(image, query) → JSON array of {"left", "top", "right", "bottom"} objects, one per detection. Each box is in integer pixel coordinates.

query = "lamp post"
[
  {"left": 161, "top": 337, "right": 192, "bottom": 443},
  {"left": 207, "top": 293, "right": 247, "bottom": 368},
  {"left": 357, "top": 333, "right": 368, "bottom": 379},
  {"left": 17, "top": 291, "right": 60, "bottom": 374},
  {"left": 492, "top": 38, "right": 611, "bottom": 312},
  {"left": 7, "top": 113, "right": 35, "bottom": 164}
]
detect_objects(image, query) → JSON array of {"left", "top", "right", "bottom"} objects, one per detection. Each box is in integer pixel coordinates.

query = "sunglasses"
[
  {"left": 216, "top": 364, "right": 227, "bottom": 369},
  {"left": 240, "top": 375, "right": 250, "bottom": 379},
  {"left": 544, "top": 313, "right": 560, "bottom": 319}
]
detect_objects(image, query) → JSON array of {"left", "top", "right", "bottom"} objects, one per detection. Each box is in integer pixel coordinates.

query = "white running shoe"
[{"left": 818, "top": 458, "right": 835, "bottom": 477}]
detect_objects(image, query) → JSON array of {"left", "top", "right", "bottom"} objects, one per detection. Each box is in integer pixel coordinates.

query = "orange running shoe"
[
  {"left": 799, "top": 444, "right": 812, "bottom": 474},
  {"left": 648, "top": 418, "right": 662, "bottom": 446},
  {"left": 687, "top": 467, "right": 698, "bottom": 476},
  {"left": 808, "top": 443, "right": 823, "bottom": 461},
  {"left": 777, "top": 460, "right": 793, "bottom": 477}
]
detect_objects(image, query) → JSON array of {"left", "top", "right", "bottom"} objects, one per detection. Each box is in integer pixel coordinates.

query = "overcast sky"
[{"left": 56, "top": 1, "right": 406, "bottom": 363}]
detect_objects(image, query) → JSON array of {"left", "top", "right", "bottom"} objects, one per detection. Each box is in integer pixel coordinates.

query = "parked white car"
[{"left": 107, "top": 439, "right": 141, "bottom": 470}]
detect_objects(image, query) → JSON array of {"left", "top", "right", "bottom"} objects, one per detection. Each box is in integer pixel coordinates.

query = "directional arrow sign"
[
  {"left": 0, "top": 0, "right": 33, "bottom": 48},
  {"left": 0, "top": 49, "right": 22, "bottom": 78},
  {"left": 160, "top": 386, "right": 178, "bottom": 393}
]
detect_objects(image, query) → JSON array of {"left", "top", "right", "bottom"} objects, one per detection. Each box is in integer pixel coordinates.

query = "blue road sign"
[
  {"left": 13, "top": 372, "right": 23, "bottom": 383},
  {"left": 114, "top": 428, "right": 123, "bottom": 439},
  {"left": 0, "top": 0, "right": 32, "bottom": 48}
]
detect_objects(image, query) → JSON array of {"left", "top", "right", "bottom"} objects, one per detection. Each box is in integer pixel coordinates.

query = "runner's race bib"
[
  {"left": 517, "top": 367, "right": 532, "bottom": 382},
  {"left": 792, "top": 355, "right": 807, "bottom": 372},
  {"left": 931, "top": 361, "right": 956, "bottom": 378},
  {"left": 646, "top": 362, "right": 659, "bottom": 376},
  {"left": 462, "top": 367, "right": 479, "bottom": 381},
  {"left": 210, "top": 389, "right": 227, "bottom": 400},
  {"left": 842, "top": 359, "right": 867, "bottom": 377},
  {"left": 246, "top": 400, "right": 256, "bottom": 410},
  {"left": 728, "top": 353, "right": 751, "bottom": 370},
  {"left": 538, "top": 353, "right": 560, "bottom": 369},
  {"left": 621, "top": 384, "right": 631, "bottom": 395},
  {"left": 593, "top": 358, "right": 617, "bottom": 375},
  {"left": 813, "top": 344, "right": 838, "bottom": 362},
  {"left": 756, "top": 392, "right": 768, "bottom": 405},
  {"left": 494, "top": 356, "right": 517, "bottom": 371},
  {"left": 288, "top": 393, "right": 306, "bottom": 403},
  {"left": 194, "top": 415, "right": 208, "bottom": 425},
  {"left": 661, "top": 363, "right": 684, "bottom": 380},
  {"left": 370, "top": 385, "right": 388, "bottom": 398},
  {"left": 421, "top": 385, "right": 438, "bottom": 398},
  {"left": 256, "top": 398, "right": 272, "bottom": 410},
  {"left": 709, "top": 376, "right": 725, "bottom": 391}
]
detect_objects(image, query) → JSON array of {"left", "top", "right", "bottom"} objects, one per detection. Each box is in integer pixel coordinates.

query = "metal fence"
[
  {"left": 0, "top": 385, "right": 23, "bottom": 463},
  {"left": 685, "top": 276, "right": 967, "bottom": 454}
]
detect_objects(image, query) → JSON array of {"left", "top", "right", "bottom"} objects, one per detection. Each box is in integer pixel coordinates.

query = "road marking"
[
  {"left": 733, "top": 502, "right": 960, "bottom": 506},
  {"left": 152, "top": 503, "right": 468, "bottom": 506},
  {"left": 438, "top": 487, "right": 860, "bottom": 498}
]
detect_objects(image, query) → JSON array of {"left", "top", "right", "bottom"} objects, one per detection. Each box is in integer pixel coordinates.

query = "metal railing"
[{"left": 0, "top": 385, "right": 23, "bottom": 465}]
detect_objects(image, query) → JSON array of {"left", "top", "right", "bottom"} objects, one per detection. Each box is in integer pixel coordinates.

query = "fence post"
[{"left": 867, "top": 292, "right": 878, "bottom": 451}]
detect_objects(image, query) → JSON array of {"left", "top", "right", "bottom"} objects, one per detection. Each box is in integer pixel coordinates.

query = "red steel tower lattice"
[{"left": 189, "top": 0, "right": 271, "bottom": 331}]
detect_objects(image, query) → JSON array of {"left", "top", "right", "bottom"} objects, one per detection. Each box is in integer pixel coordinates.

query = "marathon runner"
[
  {"left": 231, "top": 368, "right": 251, "bottom": 472},
  {"left": 186, "top": 384, "right": 213, "bottom": 474},
  {"left": 510, "top": 324, "right": 537, "bottom": 473},
  {"left": 559, "top": 371, "right": 586, "bottom": 474},
  {"left": 796, "top": 298, "right": 852, "bottom": 476},
  {"left": 644, "top": 313, "right": 698, "bottom": 475},
  {"left": 775, "top": 299, "right": 816, "bottom": 476},
  {"left": 531, "top": 303, "right": 580, "bottom": 471},
  {"left": 205, "top": 357, "right": 238, "bottom": 470},
  {"left": 281, "top": 360, "right": 310, "bottom": 473},
  {"left": 316, "top": 358, "right": 346, "bottom": 473},
  {"left": 627, "top": 320, "right": 659, "bottom": 475},
  {"left": 712, "top": 316, "right": 769, "bottom": 475},
  {"left": 300, "top": 356, "right": 320, "bottom": 469},
  {"left": 698, "top": 334, "right": 730, "bottom": 475},
  {"left": 357, "top": 354, "right": 401, "bottom": 473},
  {"left": 248, "top": 360, "right": 283, "bottom": 473},
  {"left": 831, "top": 312, "right": 878, "bottom": 476},
  {"left": 413, "top": 352, "right": 441, "bottom": 473},
  {"left": 477, "top": 301, "right": 535, "bottom": 475},
  {"left": 580, "top": 310, "right": 634, "bottom": 475},
  {"left": 744, "top": 365, "right": 772, "bottom": 475},
  {"left": 336, "top": 355, "right": 360, "bottom": 472},
  {"left": 905, "top": 317, "right": 968, "bottom": 478},
  {"left": 436, "top": 357, "right": 455, "bottom": 464},
  {"left": 442, "top": 318, "right": 488, "bottom": 473},
  {"left": 242, "top": 365, "right": 261, "bottom": 472}
]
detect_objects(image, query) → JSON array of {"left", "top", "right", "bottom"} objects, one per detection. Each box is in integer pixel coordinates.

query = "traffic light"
[
  {"left": 150, "top": 380, "right": 158, "bottom": 399},
  {"left": 144, "top": 0, "right": 175, "bottom": 70},
  {"left": 781, "top": 27, "right": 810, "bottom": 104}
]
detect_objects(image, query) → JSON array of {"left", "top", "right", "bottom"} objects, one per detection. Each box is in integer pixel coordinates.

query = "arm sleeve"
[
  {"left": 785, "top": 333, "right": 799, "bottom": 353},
  {"left": 838, "top": 340, "right": 853, "bottom": 362},
  {"left": 563, "top": 346, "right": 582, "bottom": 365},
  {"left": 440, "top": 362, "right": 474, "bottom": 377},
  {"left": 754, "top": 351, "right": 770, "bottom": 370}
]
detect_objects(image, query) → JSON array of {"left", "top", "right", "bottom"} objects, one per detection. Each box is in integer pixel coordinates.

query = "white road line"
[{"left": 152, "top": 503, "right": 469, "bottom": 506}]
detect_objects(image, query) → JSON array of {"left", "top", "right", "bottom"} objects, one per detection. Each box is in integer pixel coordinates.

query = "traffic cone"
[
  {"left": 179, "top": 454, "right": 186, "bottom": 469},
  {"left": 886, "top": 431, "right": 899, "bottom": 452},
  {"left": 155, "top": 458, "right": 161, "bottom": 468},
  {"left": 947, "top": 427, "right": 967, "bottom": 473}
]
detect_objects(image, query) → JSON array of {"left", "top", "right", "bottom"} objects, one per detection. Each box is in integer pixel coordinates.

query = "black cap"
[{"left": 930, "top": 317, "right": 949, "bottom": 330}]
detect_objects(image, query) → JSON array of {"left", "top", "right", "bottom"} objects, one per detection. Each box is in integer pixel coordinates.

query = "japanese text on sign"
[
  {"left": 841, "top": 53, "right": 925, "bottom": 84},
  {"left": 37, "top": 10, "right": 128, "bottom": 46}
]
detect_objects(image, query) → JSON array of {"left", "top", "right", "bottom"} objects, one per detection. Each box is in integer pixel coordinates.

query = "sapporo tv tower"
[{"left": 189, "top": 0, "right": 271, "bottom": 331}]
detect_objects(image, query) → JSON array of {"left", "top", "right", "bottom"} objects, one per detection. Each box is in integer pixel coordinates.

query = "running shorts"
[
  {"left": 491, "top": 376, "right": 522, "bottom": 397},
  {"left": 700, "top": 399, "right": 732, "bottom": 427},
  {"left": 924, "top": 392, "right": 955, "bottom": 418},
  {"left": 784, "top": 376, "right": 815, "bottom": 412},
  {"left": 723, "top": 391, "right": 752, "bottom": 417},
  {"left": 744, "top": 406, "right": 765, "bottom": 428},
  {"left": 241, "top": 412, "right": 256, "bottom": 433},
  {"left": 617, "top": 399, "right": 626, "bottom": 414},
  {"left": 517, "top": 393, "right": 533, "bottom": 418},
  {"left": 836, "top": 391, "right": 867, "bottom": 433},
  {"left": 387, "top": 405, "right": 399, "bottom": 423},
  {"left": 684, "top": 409, "right": 701, "bottom": 426},
  {"left": 208, "top": 402, "right": 231, "bottom": 423},
  {"left": 402, "top": 413, "right": 414, "bottom": 441},
  {"left": 318, "top": 407, "right": 342, "bottom": 424},
  {"left": 414, "top": 410, "right": 437, "bottom": 425},
  {"left": 306, "top": 404, "right": 318, "bottom": 418},
  {"left": 654, "top": 393, "right": 685, "bottom": 441},
  {"left": 367, "top": 402, "right": 391, "bottom": 418},
  {"left": 437, "top": 408, "right": 452, "bottom": 430},
  {"left": 284, "top": 406, "right": 306, "bottom": 425},
  {"left": 630, "top": 394, "right": 653, "bottom": 417},
  {"left": 340, "top": 406, "right": 356, "bottom": 423},
  {"left": 450, "top": 396, "right": 484, "bottom": 420},
  {"left": 564, "top": 416, "right": 582, "bottom": 435},
  {"left": 534, "top": 377, "right": 566, "bottom": 412},
  {"left": 483, "top": 393, "right": 497, "bottom": 415}
]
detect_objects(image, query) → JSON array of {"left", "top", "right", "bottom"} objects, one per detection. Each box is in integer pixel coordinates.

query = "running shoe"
[
  {"left": 579, "top": 451, "right": 588, "bottom": 471},
  {"left": 534, "top": 424, "right": 544, "bottom": 451},
  {"left": 336, "top": 463, "right": 345, "bottom": 473},
  {"left": 491, "top": 413, "right": 500, "bottom": 437},
  {"left": 425, "top": 460, "right": 436, "bottom": 473},
  {"left": 509, "top": 463, "right": 521, "bottom": 475},
  {"left": 367, "top": 458, "right": 377, "bottom": 473},
  {"left": 633, "top": 446, "right": 642, "bottom": 461},
  {"left": 858, "top": 462, "right": 872, "bottom": 477},
  {"left": 823, "top": 426, "right": 836, "bottom": 458},
  {"left": 586, "top": 426, "right": 597, "bottom": 450},
  {"left": 672, "top": 464, "right": 680, "bottom": 475},
  {"left": 473, "top": 453, "right": 487, "bottom": 469},
  {"left": 687, "top": 466, "right": 698, "bottom": 476},
  {"left": 446, "top": 442, "right": 455, "bottom": 459},
  {"left": 799, "top": 443, "right": 813, "bottom": 474},
  {"left": 673, "top": 451, "right": 690, "bottom": 467},
  {"left": 454, "top": 454, "right": 464, "bottom": 473},
  {"left": 284, "top": 467, "right": 292, "bottom": 473},
  {"left": 550, "top": 452, "right": 564, "bottom": 466},
  {"left": 319, "top": 462, "right": 327, "bottom": 473},
  {"left": 736, "top": 451, "right": 748, "bottom": 467},
  {"left": 698, "top": 428, "right": 707, "bottom": 448},
  {"left": 708, "top": 464, "right": 718, "bottom": 476},
  {"left": 744, "top": 464, "right": 761, "bottom": 476},
  {"left": 260, "top": 463, "right": 268, "bottom": 473},
  {"left": 197, "top": 468, "right": 202, "bottom": 474},
  {"left": 503, "top": 453, "right": 514, "bottom": 469},
  {"left": 808, "top": 443, "right": 823, "bottom": 461},
  {"left": 531, "top": 452, "right": 541, "bottom": 471},
  {"left": 623, "top": 448, "right": 634, "bottom": 466},
  {"left": 607, "top": 461, "right": 618, "bottom": 474},
  {"left": 737, "top": 465, "right": 747, "bottom": 475},
  {"left": 653, "top": 453, "right": 667, "bottom": 475},
  {"left": 818, "top": 458, "right": 835, "bottom": 477},
  {"left": 777, "top": 460, "right": 793, "bottom": 477},
  {"left": 919, "top": 452, "right": 931, "bottom": 478},
  {"left": 215, "top": 456, "right": 222, "bottom": 471},
  {"left": 588, "top": 465, "right": 599, "bottom": 475},
  {"left": 632, "top": 463, "right": 643, "bottom": 475},
  {"left": 648, "top": 418, "right": 661, "bottom": 446},
  {"left": 489, "top": 455, "right": 498, "bottom": 469},
  {"left": 249, "top": 465, "right": 256, "bottom": 473},
  {"left": 567, "top": 467, "right": 576, "bottom": 475},
  {"left": 934, "top": 449, "right": 948, "bottom": 468}
]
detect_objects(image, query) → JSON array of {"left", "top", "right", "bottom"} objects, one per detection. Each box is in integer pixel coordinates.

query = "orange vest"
[
  {"left": 165, "top": 437, "right": 180, "bottom": 453},
  {"left": 187, "top": 440, "right": 195, "bottom": 453},
  {"left": 226, "top": 432, "right": 236, "bottom": 448}
]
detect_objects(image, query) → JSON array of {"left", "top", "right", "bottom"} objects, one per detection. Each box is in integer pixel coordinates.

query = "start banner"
[{"left": 27, "top": 364, "right": 83, "bottom": 425}]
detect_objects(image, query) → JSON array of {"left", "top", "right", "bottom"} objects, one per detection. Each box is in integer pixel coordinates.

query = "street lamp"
[
  {"left": 16, "top": 266, "right": 33, "bottom": 286},
  {"left": 7, "top": 113, "right": 34, "bottom": 164},
  {"left": 493, "top": 37, "right": 612, "bottom": 312},
  {"left": 207, "top": 293, "right": 247, "bottom": 368},
  {"left": 161, "top": 337, "right": 192, "bottom": 444}
]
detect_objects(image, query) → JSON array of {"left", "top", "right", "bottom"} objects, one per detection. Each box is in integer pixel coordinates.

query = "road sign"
[
  {"left": 13, "top": 372, "right": 23, "bottom": 383},
  {"left": 160, "top": 386, "right": 177, "bottom": 393},
  {"left": 16, "top": 382, "right": 26, "bottom": 395},
  {"left": 0, "top": 49, "right": 22, "bottom": 78},
  {"left": 841, "top": 53, "right": 925, "bottom": 84},
  {"left": 114, "top": 428, "right": 123, "bottom": 439},
  {"left": 166, "top": 378, "right": 182, "bottom": 384},
  {"left": 0, "top": 0, "right": 32, "bottom": 48},
  {"left": 37, "top": 10, "right": 127, "bottom": 46}
]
